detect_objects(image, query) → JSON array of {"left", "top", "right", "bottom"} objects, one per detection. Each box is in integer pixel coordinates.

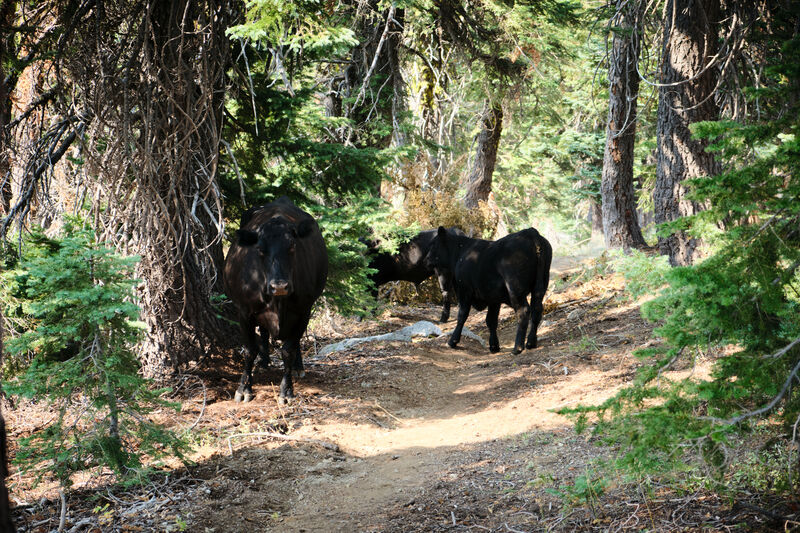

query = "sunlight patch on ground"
[{"left": 295, "top": 368, "right": 628, "bottom": 458}]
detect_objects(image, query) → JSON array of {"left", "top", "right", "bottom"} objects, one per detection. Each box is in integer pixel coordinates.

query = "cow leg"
[
  {"left": 440, "top": 292, "right": 452, "bottom": 323},
  {"left": 448, "top": 296, "right": 471, "bottom": 348},
  {"left": 526, "top": 291, "right": 545, "bottom": 349},
  {"left": 287, "top": 337, "right": 305, "bottom": 378},
  {"left": 257, "top": 326, "right": 271, "bottom": 367},
  {"left": 437, "top": 270, "right": 452, "bottom": 323},
  {"left": 486, "top": 303, "right": 501, "bottom": 353},
  {"left": 235, "top": 317, "right": 259, "bottom": 403},
  {"left": 292, "top": 311, "right": 312, "bottom": 378},
  {"left": 509, "top": 294, "right": 531, "bottom": 355},
  {"left": 278, "top": 342, "right": 296, "bottom": 403}
]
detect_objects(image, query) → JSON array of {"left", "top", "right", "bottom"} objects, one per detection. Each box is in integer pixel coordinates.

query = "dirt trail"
[
  {"left": 279, "top": 341, "right": 623, "bottom": 532},
  {"left": 180, "top": 254, "right": 654, "bottom": 532}
]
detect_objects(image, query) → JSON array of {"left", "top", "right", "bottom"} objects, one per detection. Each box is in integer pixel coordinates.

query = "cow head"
[
  {"left": 236, "top": 216, "right": 315, "bottom": 297},
  {"left": 424, "top": 226, "right": 452, "bottom": 272}
]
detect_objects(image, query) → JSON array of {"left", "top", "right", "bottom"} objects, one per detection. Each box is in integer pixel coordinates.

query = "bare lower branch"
[
  {"left": 0, "top": 120, "right": 84, "bottom": 239},
  {"left": 705, "top": 337, "right": 800, "bottom": 426},
  {"left": 354, "top": 2, "right": 396, "bottom": 106}
]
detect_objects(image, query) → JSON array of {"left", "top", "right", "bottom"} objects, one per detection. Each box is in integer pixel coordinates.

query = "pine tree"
[
  {"left": 600, "top": 0, "right": 647, "bottom": 249},
  {"left": 653, "top": 0, "right": 721, "bottom": 265},
  {"left": 2, "top": 220, "right": 188, "bottom": 489}
]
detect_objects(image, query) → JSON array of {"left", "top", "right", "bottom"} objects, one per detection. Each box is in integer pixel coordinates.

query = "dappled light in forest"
[{"left": 1, "top": 0, "right": 798, "bottom": 530}]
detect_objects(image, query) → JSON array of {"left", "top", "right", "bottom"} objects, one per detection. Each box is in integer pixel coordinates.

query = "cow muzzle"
[{"left": 269, "top": 280, "right": 291, "bottom": 296}]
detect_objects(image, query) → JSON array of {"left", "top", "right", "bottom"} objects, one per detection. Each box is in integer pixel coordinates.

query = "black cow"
[
  {"left": 224, "top": 197, "right": 328, "bottom": 402},
  {"left": 366, "top": 228, "right": 465, "bottom": 322},
  {"left": 425, "top": 226, "right": 552, "bottom": 354}
]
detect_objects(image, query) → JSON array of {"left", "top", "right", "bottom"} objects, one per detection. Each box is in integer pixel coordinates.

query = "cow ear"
[
  {"left": 236, "top": 229, "right": 259, "bottom": 246},
  {"left": 296, "top": 219, "right": 315, "bottom": 238},
  {"left": 437, "top": 226, "right": 447, "bottom": 240}
]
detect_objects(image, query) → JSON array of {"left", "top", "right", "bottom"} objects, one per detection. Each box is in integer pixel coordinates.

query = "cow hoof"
[
  {"left": 489, "top": 345, "right": 500, "bottom": 353},
  {"left": 235, "top": 390, "right": 254, "bottom": 403},
  {"left": 292, "top": 369, "right": 305, "bottom": 378},
  {"left": 440, "top": 314, "right": 450, "bottom": 323},
  {"left": 447, "top": 339, "right": 458, "bottom": 349},
  {"left": 512, "top": 347, "right": 523, "bottom": 355},
  {"left": 526, "top": 341, "right": 538, "bottom": 349},
  {"left": 279, "top": 395, "right": 294, "bottom": 405}
]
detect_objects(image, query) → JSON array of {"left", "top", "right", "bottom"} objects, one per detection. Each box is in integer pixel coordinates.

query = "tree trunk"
[
  {"left": 331, "top": 1, "right": 404, "bottom": 150},
  {"left": 654, "top": 0, "right": 721, "bottom": 266},
  {"left": 0, "top": 307, "right": 15, "bottom": 532},
  {"left": 0, "top": 1, "right": 16, "bottom": 217},
  {"left": 50, "top": 0, "right": 241, "bottom": 378},
  {"left": 590, "top": 199, "right": 604, "bottom": 237},
  {"left": 128, "top": 0, "right": 236, "bottom": 377},
  {"left": 601, "top": 1, "right": 647, "bottom": 250},
  {"left": 2, "top": 1, "right": 238, "bottom": 379},
  {"left": 464, "top": 101, "right": 503, "bottom": 210}
]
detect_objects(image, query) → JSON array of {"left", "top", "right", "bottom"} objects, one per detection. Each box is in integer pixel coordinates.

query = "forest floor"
[{"left": 5, "top": 254, "right": 799, "bottom": 532}]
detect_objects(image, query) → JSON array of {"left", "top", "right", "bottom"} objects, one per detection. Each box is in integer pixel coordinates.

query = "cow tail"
[{"left": 534, "top": 233, "right": 552, "bottom": 298}]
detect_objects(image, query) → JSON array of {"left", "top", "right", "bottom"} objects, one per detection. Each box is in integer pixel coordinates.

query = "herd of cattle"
[
  {"left": 0, "top": 196, "right": 553, "bottom": 532},
  {"left": 224, "top": 197, "right": 553, "bottom": 404}
]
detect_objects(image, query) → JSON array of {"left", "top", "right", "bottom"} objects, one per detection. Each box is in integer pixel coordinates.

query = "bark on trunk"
[
  {"left": 130, "top": 0, "right": 236, "bottom": 378},
  {"left": 601, "top": 1, "right": 647, "bottom": 250},
  {"left": 464, "top": 102, "right": 503, "bottom": 210},
  {"left": 2, "top": 1, "right": 238, "bottom": 380},
  {"left": 0, "top": 309, "right": 15, "bottom": 533},
  {"left": 0, "top": 1, "right": 16, "bottom": 217},
  {"left": 654, "top": 0, "right": 721, "bottom": 266}
]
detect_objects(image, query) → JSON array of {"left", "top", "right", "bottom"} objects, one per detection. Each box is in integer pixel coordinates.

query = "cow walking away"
[
  {"left": 224, "top": 197, "right": 328, "bottom": 402},
  {"left": 425, "top": 226, "right": 552, "bottom": 354},
  {"left": 366, "top": 228, "right": 465, "bottom": 322}
]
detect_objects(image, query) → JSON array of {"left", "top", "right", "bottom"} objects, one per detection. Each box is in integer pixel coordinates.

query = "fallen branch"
[
  {"left": 58, "top": 490, "right": 67, "bottom": 532},
  {"left": 552, "top": 296, "right": 594, "bottom": 310},
  {"left": 66, "top": 517, "right": 96, "bottom": 533},
  {"left": 375, "top": 401, "right": 403, "bottom": 424},
  {"left": 227, "top": 432, "right": 340, "bottom": 455},
  {"left": 315, "top": 320, "right": 446, "bottom": 357}
]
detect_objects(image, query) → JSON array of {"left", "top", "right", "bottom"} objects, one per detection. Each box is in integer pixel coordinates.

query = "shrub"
[
  {"left": 1, "top": 219, "right": 188, "bottom": 489},
  {"left": 402, "top": 188, "right": 498, "bottom": 238}
]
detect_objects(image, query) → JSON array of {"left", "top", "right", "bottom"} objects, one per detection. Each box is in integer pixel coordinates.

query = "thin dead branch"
[{"left": 705, "top": 337, "right": 800, "bottom": 425}]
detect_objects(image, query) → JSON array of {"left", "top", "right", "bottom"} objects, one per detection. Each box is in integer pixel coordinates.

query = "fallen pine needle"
[{"left": 227, "top": 432, "right": 340, "bottom": 455}]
